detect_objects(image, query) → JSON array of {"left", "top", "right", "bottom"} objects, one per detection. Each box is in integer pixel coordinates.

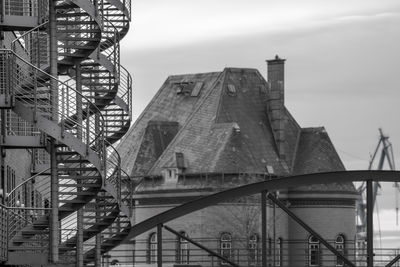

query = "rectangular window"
[
  {"left": 276, "top": 239, "right": 282, "bottom": 267},
  {"left": 336, "top": 244, "right": 344, "bottom": 266},
  {"left": 180, "top": 241, "right": 189, "bottom": 263},
  {"left": 150, "top": 243, "right": 157, "bottom": 263},
  {"left": 309, "top": 244, "right": 319, "bottom": 266},
  {"left": 221, "top": 242, "right": 232, "bottom": 265},
  {"left": 248, "top": 242, "right": 257, "bottom": 265}
]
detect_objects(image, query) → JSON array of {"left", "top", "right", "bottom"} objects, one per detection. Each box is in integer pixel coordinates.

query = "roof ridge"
[
  {"left": 301, "top": 127, "right": 326, "bottom": 132},
  {"left": 168, "top": 71, "right": 221, "bottom": 79}
]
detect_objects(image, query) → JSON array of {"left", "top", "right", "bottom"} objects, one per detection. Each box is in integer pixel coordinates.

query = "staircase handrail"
[
  {"left": 119, "top": 64, "right": 132, "bottom": 113},
  {"left": 105, "top": 141, "right": 121, "bottom": 200},
  {"left": 1, "top": 49, "right": 107, "bottom": 150},
  {"left": 0, "top": 49, "right": 106, "bottom": 125},
  {"left": 6, "top": 167, "right": 50, "bottom": 207},
  {"left": 11, "top": 20, "right": 49, "bottom": 55}
]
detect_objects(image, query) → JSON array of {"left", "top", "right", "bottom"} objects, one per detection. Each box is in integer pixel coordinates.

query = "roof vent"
[
  {"left": 233, "top": 123, "right": 240, "bottom": 133},
  {"left": 265, "top": 165, "right": 274, "bottom": 175},
  {"left": 227, "top": 84, "right": 236, "bottom": 96},
  {"left": 191, "top": 82, "right": 204, "bottom": 97}
]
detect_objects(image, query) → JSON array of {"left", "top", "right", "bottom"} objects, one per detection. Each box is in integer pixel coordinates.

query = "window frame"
[
  {"left": 276, "top": 238, "right": 282, "bottom": 267},
  {"left": 220, "top": 232, "right": 232, "bottom": 266},
  {"left": 148, "top": 232, "right": 157, "bottom": 264},
  {"left": 248, "top": 234, "right": 258, "bottom": 266},
  {"left": 177, "top": 231, "right": 189, "bottom": 264},
  {"left": 308, "top": 235, "right": 320, "bottom": 267},
  {"left": 335, "top": 235, "right": 345, "bottom": 267}
]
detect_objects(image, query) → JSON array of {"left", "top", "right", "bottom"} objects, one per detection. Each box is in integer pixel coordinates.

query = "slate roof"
[
  {"left": 117, "top": 72, "right": 221, "bottom": 176},
  {"left": 116, "top": 67, "right": 354, "bottom": 193}
]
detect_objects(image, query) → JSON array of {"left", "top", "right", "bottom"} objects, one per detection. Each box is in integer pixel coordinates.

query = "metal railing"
[
  {"left": 3, "top": 0, "right": 38, "bottom": 17},
  {"left": 98, "top": 239, "right": 400, "bottom": 267},
  {"left": 2, "top": 0, "right": 47, "bottom": 23},
  {"left": 0, "top": 49, "right": 107, "bottom": 162},
  {"left": 0, "top": 204, "right": 7, "bottom": 262}
]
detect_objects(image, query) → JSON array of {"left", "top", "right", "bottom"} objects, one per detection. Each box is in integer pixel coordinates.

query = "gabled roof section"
[
  {"left": 116, "top": 71, "right": 222, "bottom": 176},
  {"left": 293, "top": 127, "right": 345, "bottom": 174},
  {"left": 290, "top": 127, "right": 355, "bottom": 193},
  {"left": 148, "top": 71, "right": 228, "bottom": 174}
]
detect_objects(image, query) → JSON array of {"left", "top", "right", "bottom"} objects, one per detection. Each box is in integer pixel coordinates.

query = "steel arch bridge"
[{"left": 126, "top": 170, "right": 400, "bottom": 267}]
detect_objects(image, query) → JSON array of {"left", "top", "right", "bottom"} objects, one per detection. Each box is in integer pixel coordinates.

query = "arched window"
[
  {"left": 148, "top": 232, "right": 157, "bottom": 264},
  {"left": 248, "top": 234, "right": 258, "bottom": 265},
  {"left": 220, "top": 232, "right": 232, "bottom": 265},
  {"left": 308, "top": 236, "right": 320, "bottom": 266},
  {"left": 177, "top": 231, "right": 189, "bottom": 264},
  {"left": 335, "top": 235, "right": 345, "bottom": 266},
  {"left": 276, "top": 238, "right": 282, "bottom": 267}
]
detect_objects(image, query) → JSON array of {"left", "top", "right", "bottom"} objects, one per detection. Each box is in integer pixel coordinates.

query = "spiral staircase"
[{"left": 0, "top": 0, "right": 133, "bottom": 265}]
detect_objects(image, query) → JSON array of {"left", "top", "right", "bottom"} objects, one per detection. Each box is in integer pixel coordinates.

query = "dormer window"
[
  {"left": 175, "top": 82, "right": 195, "bottom": 95},
  {"left": 162, "top": 168, "right": 179, "bottom": 181},
  {"left": 175, "top": 82, "right": 203, "bottom": 96}
]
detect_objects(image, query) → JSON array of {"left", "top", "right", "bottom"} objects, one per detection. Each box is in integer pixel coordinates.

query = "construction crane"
[{"left": 356, "top": 128, "right": 398, "bottom": 241}]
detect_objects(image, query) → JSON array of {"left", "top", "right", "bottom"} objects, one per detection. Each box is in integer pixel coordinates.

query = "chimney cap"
[{"left": 266, "top": 54, "right": 286, "bottom": 64}]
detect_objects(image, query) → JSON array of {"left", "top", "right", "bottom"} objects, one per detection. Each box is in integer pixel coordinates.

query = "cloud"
[{"left": 124, "top": 0, "right": 400, "bottom": 50}]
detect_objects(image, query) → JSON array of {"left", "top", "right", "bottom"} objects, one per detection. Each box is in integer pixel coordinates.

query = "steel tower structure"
[{"left": 0, "top": 0, "right": 132, "bottom": 265}]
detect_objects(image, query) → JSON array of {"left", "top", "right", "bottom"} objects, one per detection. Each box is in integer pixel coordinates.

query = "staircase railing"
[
  {"left": 0, "top": 204, "right": 8, "bottom": 262},
  {"left": 119, "top": 65, "right": 132, "bottom": 116},
  {"left": 2, "top": 0, "right": 47, "bottom": 24},
  {"left": 0, "top": 49, "right": 107, "bottom": 167},
  {"left": 11, "top": 21, "right": 49, "bottom": 69},
  {"left": 6, "top": 167, "right": 50, "bottom": 209}
]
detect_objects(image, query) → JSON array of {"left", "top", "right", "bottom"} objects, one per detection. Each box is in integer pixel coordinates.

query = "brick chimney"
[{"left": 266, "top": 55, "right": 286, "bottom": 159}]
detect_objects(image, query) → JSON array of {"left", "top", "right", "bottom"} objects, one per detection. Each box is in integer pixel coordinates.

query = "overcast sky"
[{"left": 119, "top": 0, "right": 400, "bottom": 241}]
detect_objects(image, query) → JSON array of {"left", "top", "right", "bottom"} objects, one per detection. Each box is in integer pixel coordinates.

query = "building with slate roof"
[{"left": 113, "top": 57, "right": 358, "bottom": 267}]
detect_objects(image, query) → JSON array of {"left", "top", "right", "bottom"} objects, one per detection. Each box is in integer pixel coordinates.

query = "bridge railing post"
[{"left": 157, "top": 223, "right": 163, "bottom": 267}]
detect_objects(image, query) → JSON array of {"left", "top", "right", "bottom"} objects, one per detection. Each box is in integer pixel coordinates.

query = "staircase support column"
[
  {"left": 95, "top": 228, "right": 102, "bottom": 265},
  {"left": 49, "top": 0, "right": 58, "bottom": 122},
  {"left": 76, "top": 63, "right": 84, "bottom": 267},
  {"left": 49, "top": 0, "right": 59, "bottom": 263},
  {"left": 50, "top": 138, "right": 59, "bottom": 263}
]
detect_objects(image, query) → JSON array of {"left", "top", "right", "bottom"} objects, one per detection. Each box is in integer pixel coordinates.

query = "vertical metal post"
[
  {"left": 50, "top": 139, "right": 59, "bottom": 263},
  {"left": 0, "top": 110, "right": 5, "bottom": 198},
  {"left": 157, "top": 224, "right": 162, "bottom": 267},
  {"left": 95, "top": 233, "right": 101, "bottom": 266},
  {"left": 262, "top": 190, "right": 267, "bottom": 267},
  {"left": 273, "top": 197, "right": 276, "bottom": 267},
  {"left": 49, "top": 0, "right": 58, "bottom": 122},
  {"left": 76, "top": 64, "right": 83, "bottom": 267},
  {"left": 49, "top": 0, "right": 59, "bottom": 263},
  {"left": 367, "top": 180, "right": 374, "bottom": 267}
]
